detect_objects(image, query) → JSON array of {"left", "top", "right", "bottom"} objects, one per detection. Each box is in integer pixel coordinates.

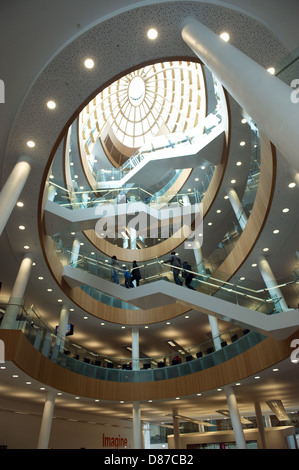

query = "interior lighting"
[
  {"left": 240, "top": 141, "right": 246, "bottom": 146},
  {"left": 27, "top": 140, "right": 35, "bottom": 148},
  {"left": 273, "top": 229, "right": 280, "bottom": 234},
  {"left": 84, "top": 58, "right": 94, "bottom": 69},
  {"left": 24, "top": 245, "right": 30, "bottom": 249},
  {"left": 17, "top": 201, "right": 24, "bottom": 207},
  {"left": 288, "top": 182, "right": 296, "bottom": 188},
  {"left": 231, "top": 179, "right": 236, "bottom": 184},
  {"left": 267, "top": 67, "right": 275, "bottom": 75},
  {"left": 19, "top": 225, "right": 25, "bottom": 230},
  {"left": 252, "top": 263, "right": 257, "bottom": 267},
  {"left": 47, "top": 100, "right": 56, "bottom": 109},
  {"left": 282, "top": 208, "right": 289, "bottom": 213},
  {"left": 263, "top": 247, "right": 269, "bottom": 252},
  {"left": 241, "top": 118, "right": 247, "bottom": 124},
  {"left": 220, "top": 32, "right": 230, "bottom": 42},
  {"left": 147, "top": 28, "right": 158, "bottom": 40},
  {"left": 236, "top": 161, "right": 242, "bottom": 166}
]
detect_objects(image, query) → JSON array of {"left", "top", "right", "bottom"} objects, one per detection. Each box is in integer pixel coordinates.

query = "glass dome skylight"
[{"left": 80, "top": 60, "right": 206, "bottom": 155}]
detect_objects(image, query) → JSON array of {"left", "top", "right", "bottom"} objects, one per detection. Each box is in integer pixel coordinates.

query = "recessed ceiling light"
[
  {"left": 47, "top": 288, "right": 52, "bottom": 292},
  {"left": 19, "top": 225, "right": 25, "bottom": 230},
  {"left": 166, "top": 322, "right": 171, "bottom": 325},
  {"left": 208, "top": 222, "right": 213, "bottom": 226},
  {"left": 70, "top": 308, "right": 74, "bottom": 312},
  {"left": 24, "top": 245, "right": 30, "bottom": 249},
  {"left": 273, "top": 368, "right": 279, "bottom": 372},
  {"left": 27, "top": 140, "right": 35, "bottom": 148},
  {"left": 240, "top": 277, "right": 245, "bottom": 280},
  {"left": 288, "top": 182, "right": 296, "bottom": 188},
  {"left": 263, "top": 247, "right": 269, "bottom": 252},
  {"left": 224, "top": 195, "right": 229, "bottom": 199},
  {"left": 240, "top": 141, "right": 246, "bottom": 146},
  {"left": 26, "top": 381, "right": 32, "bottom": 385},
  {"left": 17, "top": 201, "right": 24, "bottom": 207},
  {"left": 267, "top": 67, "right": 275, "bottom": 75},
  {"left": 241, "top": 118, "right": 247, "bottom": 124},
  {"left": 252, "top": 263, "right": 257, "bottom": 267},
  {"left": 38, "top": 276, "right": 43, "bottom": 280},
  {"left": 58, "top": 299, "right": 62, "bottom": 302},
  {"left": 217, "top": 388, "right": 222, "bottom": 392},
  {"left": 220, "top": 32, "right": 230, "bottom": 42},
  {"left": 121, "top": 326, "right": 125, "bottom": 329},
  {"left": 84, "top": 58, "right": 94, "bottom": 69},
  {"left": 195, "top": 177, "right": 199, "bottom": 182},
  {"left": 273, "top": 229, "right": 280, "bottom": 234},
  {"left": 147, "top": 28, "right": 158, "bottom": 40},
  {"left": 236, "top": 161, "right": 242, "bottom": 166},
  {"left": 83, "top": 316, "right": 88, "bottom": 320},
  {"left": 216, "top": 209, "right": 221, "bottom": 213},
  {"left": 47, "top": 100, "right": 56, "bottom": 109},
  {"left": 12, "top": 375, "right": 18, "bottom": 378},
  {"left": 282, "top": 208, "right": 289, "bottom": 213},
  {"left": 255, "top": 376, "right": 260, "bottom": 379},
  {"left": 231, "top": 179, "right": 236, "bottom": 184},
  {"left": 201, "top": 166, "right": 205, "bottom": 170},
  {"left": 175, "top": 397, "right": 180, "bottom": 400},
  {"left": 101, "top": 322, "right": 105, "bottom": 326}
]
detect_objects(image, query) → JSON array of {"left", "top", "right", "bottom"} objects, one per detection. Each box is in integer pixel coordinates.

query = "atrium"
[{"left": 0, "top": 0, "right": 299, "bottom": 450}]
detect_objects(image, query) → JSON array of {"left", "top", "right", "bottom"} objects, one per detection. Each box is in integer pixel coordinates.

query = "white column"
[
  {"left": 172, "top": 413, "right": 181, "bottom": 449},
  {"left": 209, "top": 315, "right": 222, "bottom": 351},
  {"left": 254, "top": 401, "right": 267, "bottom": 449},
  {"left": 224, "top": 386, "right": 247, "bottom": 449},
  {"left": 258, "top": 257, "right": 289, "bottom": 312},
  {"left": 132, "top": 327, "right": 139, "bottom": 371},
  {"left": 70, "top": 238, "right": 81, "bottom": 265},
  {"left": 143, "top": 423, "right": 151, "bottom": 449},
  {"left": 133, "top": 401, "right": 142, "bottom": 449},
  {"left": 181, "top": 18, "right": 299, "bottom": 173},
  {"left": 37, "top": 391, "right": 56, "bottom": 449},
  {"left": 0, "top": 156, "right": 31, "bottom": 236},
  {"left": 1, "top": 253, "right": 34, "bottom": 329},
  {"left": 52, "top": 305, "right": 69, "bottom": 361},
  {"left": 227, "top": 188, "right": 248, "bottom": 231},
  {"left": 48, "top": 184, "right": 56, "bottom": 202},
  {"left": 227, "top": 188, "right": 288, "bottom": 311}
]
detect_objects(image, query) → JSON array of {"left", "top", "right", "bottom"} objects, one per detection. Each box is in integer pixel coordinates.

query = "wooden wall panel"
[{"left": 1, "top": 330, "right": 296, "bottom": 402}]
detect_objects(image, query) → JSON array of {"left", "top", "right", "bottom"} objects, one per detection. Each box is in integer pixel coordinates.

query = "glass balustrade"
[
  {"left": 55, "top": 241, "right": 296, "bottom": 315},
  {"left": 0, "top": 302, "right": 265, "bottom": 383}
]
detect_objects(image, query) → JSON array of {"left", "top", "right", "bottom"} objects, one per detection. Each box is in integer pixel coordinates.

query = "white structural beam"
[{"left": 181, "top": 18, "right": 299, "bottom": 173}]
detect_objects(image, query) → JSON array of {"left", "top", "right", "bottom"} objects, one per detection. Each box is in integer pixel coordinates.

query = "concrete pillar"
[
  {"left": 258, "top": 257, "right": 289, "bottom": 312},
  {"left": 37, "top": 391, "right": 56, "bottom": 449},
  {"left": 254, "top": 401, "right": 267, "bottom": 449},
  {"left": 209, "top": 315, "right": 222, "bottom": 351},
  {"left": 133, "top": 402, "right": 142, "bottom": 449},
  {"left": 172, "top": 413, "right": 181, "bottom": 449},
  {"left": 1, "top": 253, "right": 34, "bottom": 329},
  {"left": 181, "top": 18, "right": 299, "bottom": 172},
  {"left": 52, "top": 305, "right": 69, "bottom": 361},
  {"left": 132, "top": 327, "right": 139, "bottom": 371},
  {"left": 70, "top": 238, "right": 81, "bottom": 265},
  {"left": 0, "top": 157, "right": 31, "bottom": 236},
  {"left": 226, "top": 187, "right": 288, "bottom": 311},
  {"left": 227, "top": 188, "right": 247, "bottom": 231},
  {"left": 224, "top": 386, "right": 247, "bottom": 449}
]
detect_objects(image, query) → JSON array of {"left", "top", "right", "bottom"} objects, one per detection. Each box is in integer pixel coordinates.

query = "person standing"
[
  {"left": 131, "top": 260, "right": 141, "bottom": 286},
  {"left": 166, "top": 252, "right": 183, "bottom": 286},
  {"left": 111, "top": 255, "right": 119, "bottom": 284}
]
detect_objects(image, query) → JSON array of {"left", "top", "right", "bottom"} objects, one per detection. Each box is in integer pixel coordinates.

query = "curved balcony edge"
[{"left": 0, "top": 329, "right": 296, "bottom": 402}]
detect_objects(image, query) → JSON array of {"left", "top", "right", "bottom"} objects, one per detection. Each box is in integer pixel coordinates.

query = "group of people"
[
  {"left": 111, "top": 252, "right": 195, "bottom": 289},
  {"left": 165, "top": 252, "right": 195, "bottom": 289},
  {"left": 111, "top": 256, "right": 141, "bottom": 288}
]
